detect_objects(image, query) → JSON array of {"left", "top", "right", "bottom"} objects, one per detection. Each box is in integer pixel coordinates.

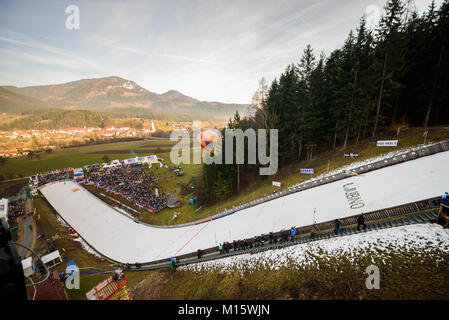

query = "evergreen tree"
[
  {"left": 297, "top": 45, "right": 316, "bottom": 160},
  {"left": 372, "top": 0, "right": 407, "bottom": 136}
]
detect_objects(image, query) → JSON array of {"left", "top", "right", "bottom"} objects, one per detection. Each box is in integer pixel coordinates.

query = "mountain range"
[{"left": 0, "top": 76, "right": 250, "bottom": 119}]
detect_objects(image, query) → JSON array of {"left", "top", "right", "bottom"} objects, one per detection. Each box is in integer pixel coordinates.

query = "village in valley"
[
  {"left": 0, "top": 120, "right": 224, "bottom": 158},
  {"left": 0, "top": 123, "right": 156, "bottom": 158}
]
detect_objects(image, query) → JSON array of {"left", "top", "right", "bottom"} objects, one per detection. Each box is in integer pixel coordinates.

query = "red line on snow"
[
  {"left": 173, "top": 221, "right": 211, "bottom": 257},
  {"left": 155, "top": 225, "right": 192, "bottom": 259}
]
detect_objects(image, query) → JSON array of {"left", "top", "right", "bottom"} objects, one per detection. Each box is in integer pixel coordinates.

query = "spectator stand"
[{"left": 85, "top": 270, "right": 130, "bottom": 300}]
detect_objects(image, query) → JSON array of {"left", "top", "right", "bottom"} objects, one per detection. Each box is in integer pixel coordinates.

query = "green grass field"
[
  {"left": 0, "top": 139, "right": 180, "bottom": 177},
  {"left": 0, "top": 177, "right": 28, "bottom": 198}
]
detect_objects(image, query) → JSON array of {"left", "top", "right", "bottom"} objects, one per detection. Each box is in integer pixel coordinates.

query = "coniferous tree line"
[
  {"left": 195, "top": 0, "right": 449, "bottom": 206},
  {"left": 0, "top": 108, "right": 204, "bottom": 131},
  {"left": 0, "top": 108, "right": 190, "bottom": 131}
]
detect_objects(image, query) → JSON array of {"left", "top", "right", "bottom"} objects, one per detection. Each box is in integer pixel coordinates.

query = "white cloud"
[{"left": 0, "top": 0, "right": 444, "bottom": 103}]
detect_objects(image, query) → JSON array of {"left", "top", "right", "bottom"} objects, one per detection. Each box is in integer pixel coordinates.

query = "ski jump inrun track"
[{"left": 39, "top": 147, "right": 449, "bottom": 264}]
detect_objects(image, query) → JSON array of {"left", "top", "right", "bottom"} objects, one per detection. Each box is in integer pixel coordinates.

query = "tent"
[
  {"left": 42, "top": 250, "right": 62, "bottom": 269},
  {"left": 73, "top": 168, "right": 84, "bottom": 177},
  {"left": 123, "top": 155, "right": 159, "bottom": 166},
  {"left": 145, "top": 155, "right": 159, "bottom": 165},
  {"left": 107, "top": 160, "right": 122, "bottom": 168},
  {"left": 21, "top": 257, "right": 34, "bottom": 277},
  {"left": 167, "top": 197, "right": 182, "bottom": 208},
  {"left": 66, "top": 259, "right": 79, "bottom": 275}
]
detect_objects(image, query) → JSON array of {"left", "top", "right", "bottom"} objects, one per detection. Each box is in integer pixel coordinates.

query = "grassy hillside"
[
  {"left": 0, "top": 87, "right": 49, "bottom": 113},
  {"left": 130, "top": 245, "right": 449, "bottom": 300}
]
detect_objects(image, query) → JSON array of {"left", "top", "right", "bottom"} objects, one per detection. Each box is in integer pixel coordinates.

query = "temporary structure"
[
  {"left": 21, "top": 257, "right": 34, "bottom": 277},
  {"left": 0, "top": 198, "right": 8, "bottom": 220},
  {"left": 41, "top": 250, "right": 62, "bottom": 269}
]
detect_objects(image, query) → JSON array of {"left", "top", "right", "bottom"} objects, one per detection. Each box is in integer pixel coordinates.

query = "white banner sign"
[
  {"left": 272, "top": 181, "right": 281, "bottom": 188},
  {"left": 344, "top": 152, "right": 359, "bottom": 157},
  {"left": 377, "top": 140, "right": 398, "bottom": 147},
  {"left": 300, "top": 168, "right": 314, "bottom": 174}
]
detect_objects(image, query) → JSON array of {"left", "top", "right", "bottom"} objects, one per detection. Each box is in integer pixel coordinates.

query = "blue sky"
[{"left": 0, "top": 0, "right": 442, "bottom": 104}]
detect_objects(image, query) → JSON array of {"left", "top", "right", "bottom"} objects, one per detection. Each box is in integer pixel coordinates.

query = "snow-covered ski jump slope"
[{"left": 40, "top": 150, "right": 449, "bottom": 264}]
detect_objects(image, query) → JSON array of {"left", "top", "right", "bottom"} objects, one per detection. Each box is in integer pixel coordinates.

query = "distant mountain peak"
[
  {"left": 162, "top": 89, "right": 189, "bottom": 97},
  {"left": 0, "top": 76, "right": 249, "bottom": 119},
  {"left": 163, "top": 89, "right": 181, "bottom": 95}
]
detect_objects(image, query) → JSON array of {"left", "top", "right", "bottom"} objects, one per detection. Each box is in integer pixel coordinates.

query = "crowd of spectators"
[
  {"left": 7, "top": 199, "right": 26, "bottom": 219},
  {"left": 85, "top": 166, "right": 167, "bottom": 213},
  {"left": 216, "top": 227, "right": 302, "bottom": 255},
  {"left": 35, "top": 170, "right": 72, "bottom": 187}
]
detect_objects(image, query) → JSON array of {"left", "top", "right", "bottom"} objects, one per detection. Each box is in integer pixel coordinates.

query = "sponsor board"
[
  {"left": 344, "top": 152, "right": 359, "bottom": 157},
  {"left": 300, "top": 168, "right": 314, "bottom": 174},
  {"left": 377, "top": 140, "right": 398, "bottom": 147},
  {"left": 272, "top": 181, "right": 281, "bottom": 188}
]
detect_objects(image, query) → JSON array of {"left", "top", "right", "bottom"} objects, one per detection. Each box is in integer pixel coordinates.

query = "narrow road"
[
  {"left": 16, "top": 215, "right": 35, "bottom": 258},
  {"left": 15, "top": 194, "right": 36, "bottom": 259}
]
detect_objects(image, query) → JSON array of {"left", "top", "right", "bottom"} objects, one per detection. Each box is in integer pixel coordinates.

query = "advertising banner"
[
  {"left": 272, "top": 181, "right": 281, "bottom": 187},
  {"left": 344, "top": 152, "right": 359, "bottom": 157},
  {"left": 377, "top": 140, "right": 398, "bottom": 147}
]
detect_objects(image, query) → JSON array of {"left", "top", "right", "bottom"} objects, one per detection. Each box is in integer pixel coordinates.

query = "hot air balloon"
[{"left": 197, "top": 130, "right": 220, "bottom": 153}]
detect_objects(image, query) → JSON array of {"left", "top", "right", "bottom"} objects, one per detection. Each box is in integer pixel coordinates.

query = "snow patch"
[
  {"left": 56, "top": 215, "right": 68, "bottom": 227},
  {"left": 73, "top": 237, "right": 104, "bottom": 259},
  {"left": 182, "top": 224, "right": 449, "bottom": 272},
  {"left": 122, "top": 81, "right": 135, "bottom": 90}
]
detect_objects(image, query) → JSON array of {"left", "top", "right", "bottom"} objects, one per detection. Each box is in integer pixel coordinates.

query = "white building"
[
  {"left": 41, "top": 250, "right": 62, "bottom": 269},
  {"left": 0, "top": 198, "right": 8, "bottom": 220}
]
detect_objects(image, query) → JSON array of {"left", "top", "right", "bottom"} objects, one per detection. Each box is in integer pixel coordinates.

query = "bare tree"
[{"left": 251, "top": 77, "right": 269, "bottom": 109}]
